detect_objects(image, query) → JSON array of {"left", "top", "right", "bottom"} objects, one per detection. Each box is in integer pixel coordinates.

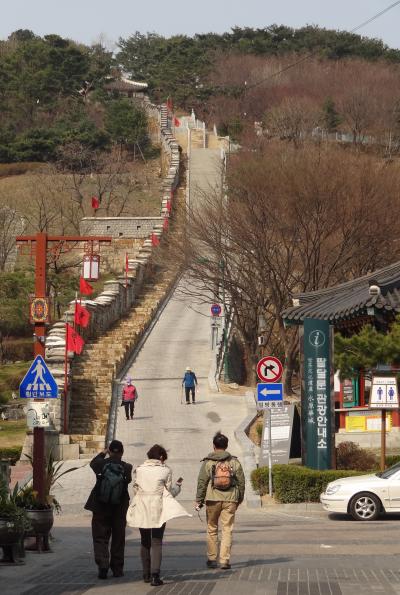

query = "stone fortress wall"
[{"left": 22, "top": 100, "right": 181, "bottom": 459}]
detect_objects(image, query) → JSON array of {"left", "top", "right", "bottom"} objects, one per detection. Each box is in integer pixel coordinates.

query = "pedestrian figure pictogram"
[{"left": 20, "top": 355, "right": 59, "bottom": 399}]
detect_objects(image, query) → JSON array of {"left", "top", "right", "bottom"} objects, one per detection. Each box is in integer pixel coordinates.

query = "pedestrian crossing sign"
[{"left": 19, "top": 355, "right": 59, "bottom": 399}]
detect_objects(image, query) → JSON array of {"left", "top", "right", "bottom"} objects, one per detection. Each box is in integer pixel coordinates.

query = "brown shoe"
[{"left": 220, "top": 562, "right": 231, "bottom": 570}]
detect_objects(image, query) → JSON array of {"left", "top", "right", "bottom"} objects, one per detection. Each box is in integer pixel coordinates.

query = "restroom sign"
[{"left": 370, "top": 376, "right": 399, "bottom": 409}]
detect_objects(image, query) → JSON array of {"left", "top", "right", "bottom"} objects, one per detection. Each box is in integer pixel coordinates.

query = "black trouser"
[
  {"left": 92, "top": 510, "right": 127, "bottom": 572},
  {"left": 185, "top": 386, "right": 195, "bottom": 403},
  {"left": 124, "top": 401, "right": 135, "bottom": 419},
  {"left": 139, "top": 524, "right": 166, "bottom": 575}
]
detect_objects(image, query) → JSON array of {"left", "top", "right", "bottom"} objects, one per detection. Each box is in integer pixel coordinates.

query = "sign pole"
[
  {"left": 381, "top": 409, "right": 386, "bottom": 471},
  {"left": 33, "top": 232, "right": 47, "bottom": 505},
  {"left": 268, "top": 407, "right": 273, "bottom": 496}
]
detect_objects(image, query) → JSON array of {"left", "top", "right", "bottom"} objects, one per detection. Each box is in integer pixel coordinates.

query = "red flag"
[
  {"left": 79, "top": 277, "right": 94, "bottom": 296},
  {"left": 125, "top": 253, "right": 129, "bottom": 273},
  {"left": 166, "top": 200, "right": 171, "bottom": 212},
  {"left": 66, "top": 323, "right": 85, "bottom": 355},
  {"left": 166, "top": 97, "right": 173, "bottom": 112},
  {"left": 163, "top": 217, "right": 169, "bottom": 231},
  {"left": 151, "top": 233, "right": 160, "bottom": 247},
  {"left": 75, "top": 303, "right": 91, "bottom": 328},
  {"left": 91, "top": 196, "right": 100, "bottom": 210},
  {"left": 174, "top": 117, "right": 180, "bottom": 127}
]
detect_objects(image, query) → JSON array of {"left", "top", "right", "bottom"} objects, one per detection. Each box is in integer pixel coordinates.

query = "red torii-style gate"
[{"left": 16, "top": 232, "right": 112, "bottom": 504}]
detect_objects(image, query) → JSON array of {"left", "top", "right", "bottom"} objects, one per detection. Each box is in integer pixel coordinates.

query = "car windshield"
[{"left": 378, "top": 461, "right": 400, "bottom": 479}]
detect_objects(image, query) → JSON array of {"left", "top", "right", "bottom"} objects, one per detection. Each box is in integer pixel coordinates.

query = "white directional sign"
[
  {"left": 370, "top": 376, "right": 399, "bottom": 409},
  {"left": 257, "top": 383, "right": 284, "bottom": 409}
]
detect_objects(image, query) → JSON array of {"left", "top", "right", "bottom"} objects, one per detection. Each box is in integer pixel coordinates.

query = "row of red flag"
[{"left": 65, "top": 277, "right": 94, "bottom": 355}]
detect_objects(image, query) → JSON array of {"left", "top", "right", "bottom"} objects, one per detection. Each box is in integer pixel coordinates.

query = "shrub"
[
  {"left": 386, "top": 455, "right": 400, "bottom": 467},
  {"left": 336, "top": 441, "right": 377, "bottom": 471},
  {"left": 0, "top": 446, "right": 22, "bottom": 465},
  {"left": 251, "top": 464, "right": 364, "bottom": 502}
]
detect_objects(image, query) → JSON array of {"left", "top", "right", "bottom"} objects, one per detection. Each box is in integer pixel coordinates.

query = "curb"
[
  {"left": 259, "top": 502, "right": 325, "bottom": 513},
  {"left": 234, "top": 391, "right": 261, "bottom": 509}
]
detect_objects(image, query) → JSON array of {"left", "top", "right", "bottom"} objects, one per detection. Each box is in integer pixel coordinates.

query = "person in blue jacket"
[{"left": 182, "top": 367, "right": 198, "bottom": 404}]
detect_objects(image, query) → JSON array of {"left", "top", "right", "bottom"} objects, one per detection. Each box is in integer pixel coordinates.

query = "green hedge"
[
  {"left": 385, "top": 455, "right": 400, "bottom": 467},
  {"left": 0, "top": 446, "right": 22, "bottom": 465},
  {"left": 251, "top": 465, "right": 365, "bottom": 503}
]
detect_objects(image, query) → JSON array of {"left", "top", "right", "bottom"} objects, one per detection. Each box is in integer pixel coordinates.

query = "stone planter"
[
  {"left": 0, "top": 518, "right": 25, "bottom": 564},
  {"left": 25, "top": 508, "right": 54, "bottom": 552}
]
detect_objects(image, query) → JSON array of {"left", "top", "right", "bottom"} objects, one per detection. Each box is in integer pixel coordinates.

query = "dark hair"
[
  {"left": 213, "top": 432, "right": 228, "bottom": 449},
  {"left": 109, "top": 439, "right": 123, "bottom": 454},
  {"left": 147, "top": 444, "right": 168, "bottom": 461}
]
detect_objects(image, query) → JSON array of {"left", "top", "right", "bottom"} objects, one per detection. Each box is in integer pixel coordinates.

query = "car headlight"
[{"left": 325, "top": 484, "right": 341, "bottom": 495}]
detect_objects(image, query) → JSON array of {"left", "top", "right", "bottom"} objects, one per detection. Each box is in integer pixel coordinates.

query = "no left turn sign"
[{"left": 257, "top": 356, "right": 283, "bottom": 383}]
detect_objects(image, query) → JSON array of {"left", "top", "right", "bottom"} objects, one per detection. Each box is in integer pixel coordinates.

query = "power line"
[{"left": 244, "top": 0, "right": 400, "bottom": 92}]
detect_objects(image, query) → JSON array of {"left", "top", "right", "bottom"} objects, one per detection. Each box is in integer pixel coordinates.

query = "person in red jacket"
[{"left": 122, "top": 377, "right": 138, "bottom": 420}]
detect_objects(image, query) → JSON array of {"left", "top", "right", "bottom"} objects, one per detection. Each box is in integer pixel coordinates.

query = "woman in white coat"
[{"left": 127, "top": 444, "right": 190, "bottom": 586}]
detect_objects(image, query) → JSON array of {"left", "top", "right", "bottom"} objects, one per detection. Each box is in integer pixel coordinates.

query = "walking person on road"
[
  {"left": 127, "top": 444, "right": 190, "bottom": 586},
  {"left": 182, "top": 366, "right": 198, "bottom": 404},
  {"left": 195, "top": 432, "right": 245, "bottom": 570},
  {"left": 84, "top": 440, "right": 133, "bottom": 579},
  {"left": 122, "top": 376, "right": 138, "bottom": 420}
]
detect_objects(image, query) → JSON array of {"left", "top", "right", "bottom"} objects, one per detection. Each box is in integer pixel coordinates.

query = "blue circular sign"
[{"left": 211, "top": 303, "right": 222, "bottom": 316}]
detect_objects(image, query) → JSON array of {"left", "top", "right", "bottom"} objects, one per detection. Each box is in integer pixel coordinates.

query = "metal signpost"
[
  {"left": 302, "top": 318, "right": 334, "bottom": 470},
  {"left": 210, "top": 303, "right": 223, "bottom": 350},
  {"left": 369, "top": 376, "right": 399, "bottom": 470},
  {"left": 256, "top": 356, "right": 284, "bottom": 495}
]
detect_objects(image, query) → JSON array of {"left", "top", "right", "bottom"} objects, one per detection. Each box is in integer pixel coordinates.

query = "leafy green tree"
[
  {"left": 322, "top": 97, "right": 342, "bottom": 132},
  {"left": 105, "top": 99, "right": 147, "bottom": 148},
  {"left": 335, "top": 319, "right": 400, "bottom": 379}
]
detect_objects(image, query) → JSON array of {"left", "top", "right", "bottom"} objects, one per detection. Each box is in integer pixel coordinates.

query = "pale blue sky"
[{"left": 2, "top": 0, "right": 399, "bottom": 49}]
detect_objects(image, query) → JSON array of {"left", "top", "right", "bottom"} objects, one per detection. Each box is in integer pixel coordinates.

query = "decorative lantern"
[{"left": 82, "top": 254, "right": 100, "bottom": 281}]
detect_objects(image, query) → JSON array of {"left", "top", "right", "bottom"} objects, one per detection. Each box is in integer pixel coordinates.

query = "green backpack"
[{"left": 97, "top": 462, "right": 126, "bottom": 505}]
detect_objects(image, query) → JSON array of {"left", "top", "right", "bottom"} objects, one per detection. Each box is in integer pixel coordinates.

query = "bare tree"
[
  {"left": 0, "top": 206, "right": 25, "bottom": 271},
  {"left": 167, "top": 143, "right": 400, "bottom": 392}
]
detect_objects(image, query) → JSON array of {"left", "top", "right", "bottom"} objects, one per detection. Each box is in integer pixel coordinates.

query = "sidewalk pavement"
[{"left": 4, "top": 506, "right": 400, "bottom": 595}]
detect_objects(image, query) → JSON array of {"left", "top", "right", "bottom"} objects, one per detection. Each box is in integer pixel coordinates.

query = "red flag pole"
[
  {"left": 74, "top": 292, "right": 78, "bottom": 330},
  {"left": 64, "top": 317, "right": 68, "bottom": 434}
]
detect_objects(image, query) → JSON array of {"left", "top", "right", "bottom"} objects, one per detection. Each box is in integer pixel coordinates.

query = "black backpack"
[{"left": 97, "top": 461, "right": 126, "bottom": 505}]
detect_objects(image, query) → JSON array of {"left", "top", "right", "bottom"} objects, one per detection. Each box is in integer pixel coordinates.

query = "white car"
[{"left": 320, "top": 462, "right": 400, "bottom": 521}]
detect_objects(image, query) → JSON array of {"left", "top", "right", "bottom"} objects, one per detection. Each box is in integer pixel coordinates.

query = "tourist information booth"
[{"left": 282, "top": 261, "right": 400, "bottom": 449}]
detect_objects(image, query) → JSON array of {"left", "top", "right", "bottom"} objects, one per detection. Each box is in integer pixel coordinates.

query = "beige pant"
[{"left": 206, "top": 501, "right": 237, "bottom": 563}]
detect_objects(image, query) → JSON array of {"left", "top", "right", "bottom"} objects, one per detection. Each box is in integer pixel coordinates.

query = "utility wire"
[{"left": 244, "top": 0, "right": 400, "bottom": 92}]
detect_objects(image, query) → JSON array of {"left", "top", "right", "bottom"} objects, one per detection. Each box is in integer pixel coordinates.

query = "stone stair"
[{"left": 68, "top": 270, "right": 175, "bottom": 457}]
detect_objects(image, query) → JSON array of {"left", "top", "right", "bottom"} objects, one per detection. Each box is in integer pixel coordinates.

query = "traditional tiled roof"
[{"left": 281, "top": 261, "right": 400, "bottom": 324}]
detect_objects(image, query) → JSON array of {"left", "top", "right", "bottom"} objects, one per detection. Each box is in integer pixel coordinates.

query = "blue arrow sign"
[
  {"left": 257, "top": 383, "right": 283, "bottom": 402},
  {"left": 19, "top": 355, "right": 59, "bottom": 399}
]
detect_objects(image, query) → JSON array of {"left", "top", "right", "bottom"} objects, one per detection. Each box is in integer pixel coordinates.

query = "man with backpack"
[
  {"left": 195, "top": 432, "right": 245, "bottom": 570},
  {"left": 85, "top": 440, "right": 132, "bottom": 579}
]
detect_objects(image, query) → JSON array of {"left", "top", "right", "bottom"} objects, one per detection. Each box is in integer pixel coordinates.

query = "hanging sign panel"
[{"left": 370, "top": 376, "right": 399, "bottom": 409}]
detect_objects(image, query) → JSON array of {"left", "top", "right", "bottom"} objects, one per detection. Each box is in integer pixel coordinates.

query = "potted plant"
[
  {"left": 18, "top": 452, "right": 78, "bottom": 551},
  {"left": 0, "top": 479, "right": 28, "bottom": 564}
]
